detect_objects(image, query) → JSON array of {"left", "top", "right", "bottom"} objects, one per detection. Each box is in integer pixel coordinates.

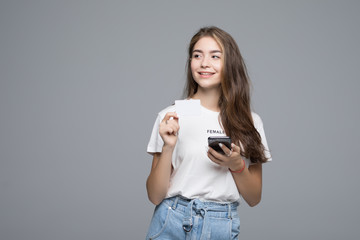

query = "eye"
[
  {"left": 193, "top": 54, "right": 201, "bottom": 59},
  {"left": 212, "top": 55, "right": 220, "bottom": 59}
]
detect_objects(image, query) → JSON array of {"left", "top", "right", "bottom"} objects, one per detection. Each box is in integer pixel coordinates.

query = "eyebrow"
[{"left": 193, "top": 49, "right": 222, "bottom": 54}]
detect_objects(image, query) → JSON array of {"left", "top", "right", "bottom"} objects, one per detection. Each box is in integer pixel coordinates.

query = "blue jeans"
[{"left": 146, "top": 196, "right": 240, "bottom": 240}]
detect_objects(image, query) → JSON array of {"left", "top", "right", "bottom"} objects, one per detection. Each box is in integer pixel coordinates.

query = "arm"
[
  {"left": 230, "top": 162, "right": 262, "bottom": 207},
  {"left": 146, "top": 147, "right": 174, "bottom": 205},
  {"left": 207, "top": 143, "right": 262, "bottom": 207},
  {"left": 146, "top": 112, "right": 179, "bottom": 205}
]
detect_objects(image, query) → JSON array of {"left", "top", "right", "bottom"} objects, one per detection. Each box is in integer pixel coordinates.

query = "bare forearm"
[
  {"left": 231, "top": 165, "right": 262, "bottom": 207},
  {"left": 146, "top": 146, "right": 174, "bottom": 205}
]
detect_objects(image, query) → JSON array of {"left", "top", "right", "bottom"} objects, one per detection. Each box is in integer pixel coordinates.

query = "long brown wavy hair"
[{"left": 185, "top": 26, "right": 268, "bottom": 164}]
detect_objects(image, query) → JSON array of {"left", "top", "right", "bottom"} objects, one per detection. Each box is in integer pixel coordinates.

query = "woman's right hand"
[{"left": 159, "top": 112, "right": 179, "bottom": 148}]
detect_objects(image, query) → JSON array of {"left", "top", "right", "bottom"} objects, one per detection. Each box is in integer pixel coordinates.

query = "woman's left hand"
[{"left": 207, "top": 143, "right": 245, "bottom": 171}]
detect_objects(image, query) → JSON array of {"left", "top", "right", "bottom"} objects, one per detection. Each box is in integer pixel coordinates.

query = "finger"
[
  {"left": 164, "top": 126, "right": 175, "bottom": 135},
  {"left": 162, "top": 112, "right": 179, "bottom": 123},
  {"left": 226, "top": 149, "right": 233, "bottom": 157},
  {"left": 160, "top": 124, "right": 175, "bottom": 135},
  {"left": 167, "top": 118, "right": 179, "bottom": 126},
  {"left": 169, "top": 123, "right": 181, "bottom": 136},
  {"left": 208, "top": 147, "right": 225, "bottom": 162},
  {"left": 218, "top": 143, "right": 232, "bottom": 156},
  {"left": 162, "top": 125, "right": 173, "bottom": 134},
  {"left": 207, "top": 151, "right": 223, "bottom": 165},
  {"left": 231, "top": 143, "right": 241, "bottom": 154},
  {"left": 172, "top": 113, "right": 179, "bottom": 123},
  {"left": 166, "top": 121, "right": 180, "bottom": 133}
]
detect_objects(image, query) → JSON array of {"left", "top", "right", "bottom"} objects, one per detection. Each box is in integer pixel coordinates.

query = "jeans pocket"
[{"left": 146, "top": 203, "right": 172, "bottom": 239}]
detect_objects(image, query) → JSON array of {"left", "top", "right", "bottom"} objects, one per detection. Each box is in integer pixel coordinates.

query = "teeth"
[{"left": 200, "top": 73, "right": 213, "bottom": 75}]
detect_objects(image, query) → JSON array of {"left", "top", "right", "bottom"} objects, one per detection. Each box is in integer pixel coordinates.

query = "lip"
[{"left": 198, "top": 71, "right": 215, "bottom": 78}]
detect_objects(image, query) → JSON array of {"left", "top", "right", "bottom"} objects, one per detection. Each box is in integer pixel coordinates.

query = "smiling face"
[{"left": 190, "top": 36, "right": 223, "bottom": 92}]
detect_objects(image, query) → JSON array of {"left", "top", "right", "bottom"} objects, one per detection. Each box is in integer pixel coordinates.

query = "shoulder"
[
  {"left": 251, "top": 112, "right": 264, "bottom": 131},
  {"left": 251, "top": 112, "right": 264, "bottom": 129}
]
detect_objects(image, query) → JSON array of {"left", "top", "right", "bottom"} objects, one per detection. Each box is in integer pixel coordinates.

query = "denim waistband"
[
  {"left": 164, "top": 195, "right": 239, "bottom": 234},
  {"left": 166, "top": 196, "right": 239, "bottom": 211}
]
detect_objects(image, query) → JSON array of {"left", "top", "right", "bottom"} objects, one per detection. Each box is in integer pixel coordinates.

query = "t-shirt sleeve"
[
  {"left": 253, "top": 113, "right": 272, "bottom": 162},
  {"left": 147, "top": 114, "right": 164, "bottom": 155}
]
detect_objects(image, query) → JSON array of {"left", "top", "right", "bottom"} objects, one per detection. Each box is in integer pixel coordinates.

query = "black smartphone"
[{"left": 208, "top": 136, "right": 232, "bottom": 155}]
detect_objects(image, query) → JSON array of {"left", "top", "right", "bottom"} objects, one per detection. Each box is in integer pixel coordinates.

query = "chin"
[{"left": 196, "top": 82, "right": 221, "bottom": 90}]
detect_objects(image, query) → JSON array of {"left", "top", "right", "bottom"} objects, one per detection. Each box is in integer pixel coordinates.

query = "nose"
[{"left": 201, "top": 55, "right": 210, "bottom": 68}]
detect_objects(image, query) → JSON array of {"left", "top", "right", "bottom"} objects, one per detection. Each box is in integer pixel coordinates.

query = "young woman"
[{"left": 145, "top": 26, "right": 271, "bottom": 240}]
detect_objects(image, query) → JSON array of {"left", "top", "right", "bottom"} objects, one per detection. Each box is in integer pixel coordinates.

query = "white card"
[{"left": 175, "top": 99, "right": 201, "bottom": 117}]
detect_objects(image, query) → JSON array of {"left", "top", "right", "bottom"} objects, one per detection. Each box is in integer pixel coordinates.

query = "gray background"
[{"left": 1, "top": 0, "right": 359, "bottom": 239}]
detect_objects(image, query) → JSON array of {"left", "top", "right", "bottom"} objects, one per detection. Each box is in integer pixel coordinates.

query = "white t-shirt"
[{"left": 147, "top": 101, "right": 272, "bottom": 203}]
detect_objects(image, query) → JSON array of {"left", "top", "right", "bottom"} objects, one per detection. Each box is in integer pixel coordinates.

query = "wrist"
[
  {"left": 162, "top": 144, "right": 175, "bottom": 152},
  {"left": 229, "top": 159, "right": 246, "bottom": 173}
]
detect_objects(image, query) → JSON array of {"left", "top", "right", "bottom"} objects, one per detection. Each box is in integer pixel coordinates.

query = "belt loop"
[
  {"left": 227, "top": 203, "right": 232, "bottom": 219},
  {"left": 182, "top": 199, "right": 195, "bottom": 232},
  {"left": 172, "top": 196, "right": 179, "bottom": 210}
]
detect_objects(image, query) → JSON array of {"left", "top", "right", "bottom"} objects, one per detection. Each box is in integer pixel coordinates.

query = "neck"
[{"left": 192, "top": 87, "right": 221, "bottom": 112}]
